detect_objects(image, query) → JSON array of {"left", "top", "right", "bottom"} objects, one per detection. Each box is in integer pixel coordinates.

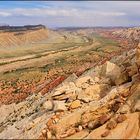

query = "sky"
[{"left": 0, "top": 1, "right": 140, "bottom": 28}]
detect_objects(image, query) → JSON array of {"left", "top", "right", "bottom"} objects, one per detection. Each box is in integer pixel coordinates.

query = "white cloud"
[
  {"left": 0, "top": 8, "right": 79, "bottom": 17},
  {"left": 0, "top": 1, "right": 139, "bottom": 27},
  {"left": 0, "top": 7, "right": 126, "bottom": 18},
  {"left": 96, "top": 12, "right": 126, "bottom": 16},
  {"left": 0, "top": 11, "right": 11, "bottom": 17}
]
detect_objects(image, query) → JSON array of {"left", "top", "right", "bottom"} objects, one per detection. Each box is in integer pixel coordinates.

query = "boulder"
[
  {"left": 75, "top": 76, "right": 95, "bottom": 88},
  {"left": 133, "top": 100, "right": 140, "bottom": 112},
  {"left": 70, "top": 100, "right": 81, "bottom": 109},
  {"left": 88, "top": 120, "right": 100, "bottom": 130},
  {"left": 117, "top": 104, "right": 130, "bottom": 114},
  {"left": 86, "top": 113, "right": 140, "bottom": 139},
  {"left": 53, "top": 101, "right": 67, "bottom": 112},
  {"left": 81, "top": 83, "right": 89, "bottom": 89},
  {"left": 132, "top": 73, "right": 140, "bottom": 83},
  {"left": 54, "top": 111, "right": 82, "bottom": 135},
  {"left": 52, "top": 92, "right": 77, "bottom": 101},
  {"left": 98, "top": 77, "right": 111, "bottom": 85},
  {"left": 106, "top": 120, "right": 117, "bottom": 130},
  {"left": 43, "top": 100, "right": 53, "bottom": 111},
  {"left": 115, "top": 70, "right": 129, "bottom": 85},
  {"left": 52, "top": 85, "right": 69, "bottom": 97},
  {"left": 116, "top": 114, "right": 127, "bottom": 123},
  {"left": 78, "top": 84, "right": 108, "bottom": 103},
  {"left": 52, "top": 82, "right": 81, "bottom": 100},
  {"left": 101, "top": 130, "right": 110, "bottom": 137},
  {"left": 101, "top": 61, "right": 122, "bottom": 85},
  {"left": 126, "top": 63, "right": 138, "bottom": 77}
]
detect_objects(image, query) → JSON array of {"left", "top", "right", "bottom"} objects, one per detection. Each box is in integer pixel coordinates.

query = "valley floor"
[{"left": 0, "top": 31, "right": 122, "bottom": 104}]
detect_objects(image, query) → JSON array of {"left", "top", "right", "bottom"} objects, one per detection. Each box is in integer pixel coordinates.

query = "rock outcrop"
[{"left": 0, "top": 40, "right": 140, "bottom": 139}]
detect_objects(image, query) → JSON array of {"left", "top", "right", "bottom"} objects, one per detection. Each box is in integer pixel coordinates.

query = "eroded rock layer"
[{"left": 0, "top": 28, "right": 140, "bottom": 139}]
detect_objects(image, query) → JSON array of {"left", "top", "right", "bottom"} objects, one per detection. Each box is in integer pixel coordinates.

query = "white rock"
[
  {"left": 54, "top": 101, "right": 67, "bottom": 112},
  {"left": 43, "top": 100, "right": 53, "bottom": 111},
  {"left": 75, "top": 76, "right": 94, "bottom": 88},
  {"left": 134, "top": 100, "right": 140, "bottom": 112},
  {"left": 78, "top": 125, "right": 83, "bottom": 131},
  {"left": 117, "top": 104, "right": 130, "bottom": 114},
  {"left": 94, "top": 77, "right": 100, "bottom": 83},
  {"left": 101, "top": 61, "right": 121, "bottom": 83},
  {"left": 47, "top": 131, "right": 52, "bottom": 139}
]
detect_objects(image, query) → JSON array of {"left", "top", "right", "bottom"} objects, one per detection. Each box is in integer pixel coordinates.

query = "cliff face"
[
  {"left": 0, "top": 28, "right": 140, "bottom": 139},
  {"left": 0, "top": 25, "right": 48, "bottom": 47}
]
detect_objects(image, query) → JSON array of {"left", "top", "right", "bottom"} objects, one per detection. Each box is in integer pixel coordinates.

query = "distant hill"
[{"left": 0, "top": 24, "right": 46, "bottom": 32}]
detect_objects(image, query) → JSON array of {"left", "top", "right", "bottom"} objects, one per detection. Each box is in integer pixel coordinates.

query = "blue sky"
[{"left": 0, "top": 1, "right": 140, "bottom": 27}]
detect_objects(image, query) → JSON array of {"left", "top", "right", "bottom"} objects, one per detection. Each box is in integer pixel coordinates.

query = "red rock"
[
  {"left": 116, "top": 114, "right": 127, "bottom": 123},
  {"left": 106, "top": 120, "right": 117, "bottom": 130},
  {"left": 101, "top": 130, "right": 110, "bottom": 137}
]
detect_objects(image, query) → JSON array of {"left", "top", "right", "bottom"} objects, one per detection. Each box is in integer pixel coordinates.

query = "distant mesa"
[
  {"left": 0, "top": 24, "right": 46, "bottom": 32},
  {"left": 0, "top": 24, "right": 48, "bottom": 47}
]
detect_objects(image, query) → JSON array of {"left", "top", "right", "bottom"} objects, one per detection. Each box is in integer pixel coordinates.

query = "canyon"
[{"left": 0, "top": 25, "right": 139, "bottom": 139}]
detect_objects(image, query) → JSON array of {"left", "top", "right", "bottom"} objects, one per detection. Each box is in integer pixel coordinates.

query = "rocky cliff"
[{"left": 112, "top": 27, "right": 140, "bottom": 43}]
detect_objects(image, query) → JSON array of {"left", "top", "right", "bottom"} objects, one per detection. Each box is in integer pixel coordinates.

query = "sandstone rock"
[
  {"left": 116, "top": 114, "right": 127, "bottom": 123},
  {"left": 106, "top": 120, "right": 117, "bottom": 130},
  {"left": 99, "top": 114, "right": 110, "bottom": 125},
  {"left": 54, "top": 111, "right": 82, "bottom": 135},
  {"left": 43, "top": 100, "right": 53, "bottom": 111},
  {"left": 70, "top": 100, "right": 81, "bottom": 109},
  {"left": 94, "top": 77, "right": 100, "bottom": 83},
  {"left": 81, "top": 83, "right": 89, "bottom": 89},
  {"left": 78, "top": 125, "right": 83, "bottom": 131},
  {"left": 42, "top": 129, "right": 47, "bottom": 135},
  {"left": 52, "top": 83, "right": 75, "bottom": 97},
  {"left": 86, "top": 113, "right": 139, "bottom": 139},
  {"left": 127, "top": 63, "right": 138, "bottom": 77},
  {"left": 117, "top": 104, "right": 130, "bottom": 114},
  {"left": 101, "top": 130, "right": 110, "bottom": 137},
  {"left": 98, "top": 77, "right": 111, "bottom": 85},
  {"left": 75, "top": 76, "right": 95, "bottom": 88},
  {"left": 111, "top": 102, "right": 121, "bottom": 112},
  {"left": 53, "top": 101, "right": 67, "bottom": 112},
  {"left": 115, "top": 70, "right": 129, "bottom": 85},
  {"left": 133, "top": 100, "right": 140, "bottom": 112},
  {"left": 47, "top": 130, "right": 52, "bottom": 139},
  {"left": 53, "top": 92, "right": 77, "bottom": 101},
  {"left": 78, "top": 84, "right": 103, "bottom": 103},
  {"left": 65, "top": 127, "right": 76, "bottom": 137},
  {"left": 61, "top": 73, "right": 78, "bottom": 85},
  {"left": 132, "top": 73, "right": 140, "bottom": 83},
  {"left": 52, "top": 82, "right": 81, "bottom": 101},
  {"left": 136, "top": 43, "right": 140, "bottom": 67},
  {"left": 52, "top": 85, "right": 68, "bottom": 96},
  {"left": 65, "top": 129, "right": 89, "bottom": 139},
  {"left": 0, "top": 125, "right": 21, "bottom": 139},
  {"left": 52, "top": 91, "right": 63, "bottom": 97},
  {"left": 101, "top": 61, "right": 122, "bottom": 85},
  {"left": 119, "top": 84, "right": 131, "bottom": 97},
  {"left": 88, "top": 120, "right": 99, "bottom": 130},
  {"left": 0, "top": 104, "right": 15, "bottom": 124}
]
